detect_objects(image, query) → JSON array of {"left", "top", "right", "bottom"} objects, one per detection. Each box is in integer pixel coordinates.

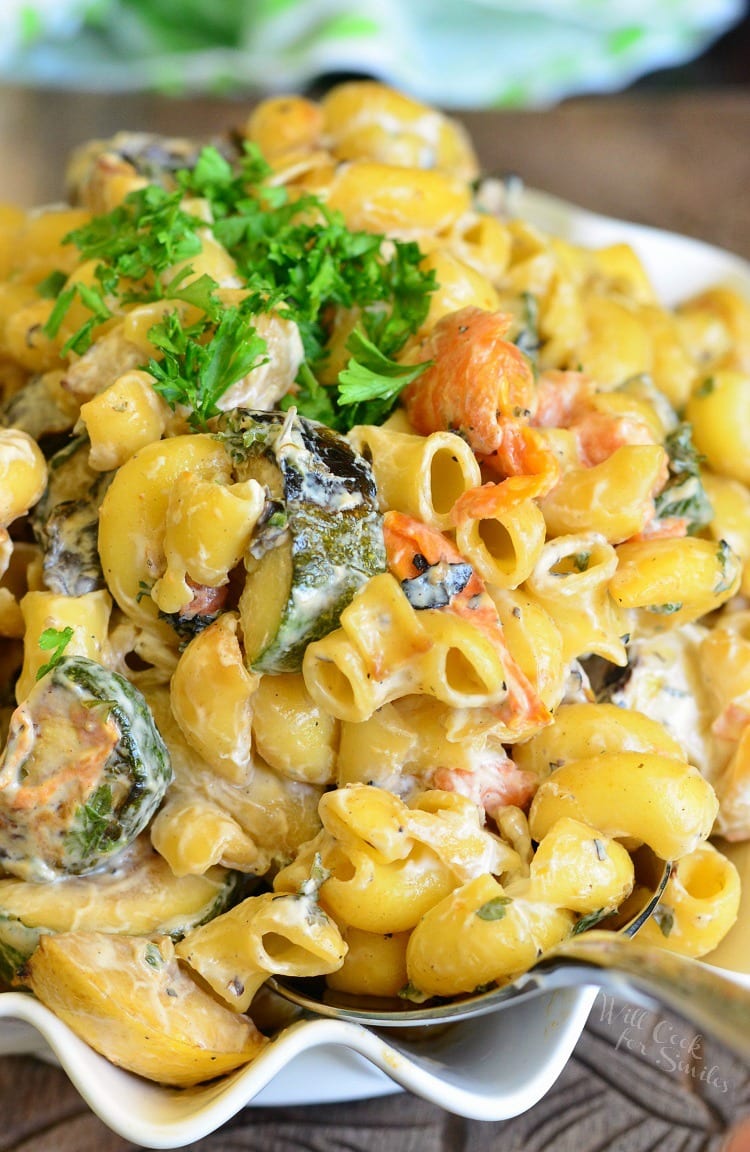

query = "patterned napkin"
[{"left": 1, "top": 0, "right": 744, "bottom": 105}]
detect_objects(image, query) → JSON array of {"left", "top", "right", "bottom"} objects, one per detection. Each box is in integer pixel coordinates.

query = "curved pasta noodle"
[
  {"left": 405, "top": 873, "right": 574, "bottom": 997},
  {"left": 146, "top": 683, "right": 323, "bottom": 877},
  {"left": 326, "top": 927, "right": 409, "bottom": 998},
  {"left": 278, "top": 833, "right": 458, "bottom": 934},
  {"left": 528, "top": 752, "right": 718, "bottom": 861},
  {"left": 170, "top": 613, "right": 259, "bottom": 784},
  {"left": 347, "top": 425, "right": 480, "bottom": 530},
  {"left": 78, "top": 370, "right": 168, "bottom": 471},
  {"left": 98, "top": 433, "right": 233, "bottom": 628},
  {"left": 251, "top": 673, "right": 338, "bottom": 786},
  {"left": 610, "top": 536, "right": 741, "bottom": 627},
  {"left": 16, "top": 588, "right": 112, "bottom": 701},
  {"left": 540, "top": 444, "right": 668, "bottom": 544},
  {"left": 512, "top": 702, "right": 686, "bottom": 779},
  {"left": 528, "top": 817, "right": 634, "bottom": 913},
  {"left": 635, "top": 842, "right": 741, "bottom": 958},
  {"left": 176, "top": 890, "right": 346, "bottom": 1013},
  {"left": 524, "top": 532, "right": 628, "bottom": 665},
  {"left": 453, "top": 483, "right": 546, "bottom": 589}
]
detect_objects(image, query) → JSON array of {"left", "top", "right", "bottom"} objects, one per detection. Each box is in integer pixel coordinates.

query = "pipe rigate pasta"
[{"left": 0, "top": 78, "right": 745, "bottom": 1086}]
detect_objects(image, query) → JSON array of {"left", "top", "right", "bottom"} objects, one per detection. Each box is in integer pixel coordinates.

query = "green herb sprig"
[
  {"left": 36, "top": 626, "right": 74, "bottom": 680},
  {"left": 43, "top": 139, "right": 436, "bottom": 431}
]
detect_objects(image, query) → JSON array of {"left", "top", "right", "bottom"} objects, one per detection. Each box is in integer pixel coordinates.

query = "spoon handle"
[{"left": 532, "top": 931, "right": 750, "bottom": 1061}]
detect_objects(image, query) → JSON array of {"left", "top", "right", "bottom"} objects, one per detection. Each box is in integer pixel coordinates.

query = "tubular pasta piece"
[
  {"left": 347, "top": 424, "right": 480, "bottom": 530},
  {"left": 635, "top": 842, "right": 740, "bottom": 957},
  {"left": 525, "top": 532, "right": 627, "bottom": 666},
  {"left": 176, "top": 890, "right": 346, "bottom": 1013}
]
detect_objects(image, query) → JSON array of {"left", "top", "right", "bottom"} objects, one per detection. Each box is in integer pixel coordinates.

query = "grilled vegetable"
[
  {"left": 218, "top": 409, "right": 385, "bottom": 673},
  {"left": 0, "top": 373, "right": 74, "bottom": 440},
  {"left": 21, "top": 931, "right": 266, "bottom": 1086},
  {"left": 0, "top": 835, "right": 239, "bottom": 984},
  {"left": 31, "top": 435, "right": 112, "bottom": 596},
  {"left": 0, "top": 656, "right": 172, "bottom": 881}
]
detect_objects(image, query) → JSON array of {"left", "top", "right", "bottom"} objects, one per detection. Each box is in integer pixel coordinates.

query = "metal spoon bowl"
[{"left": 269, "top": 862, "right": 750, "bottom": 1061}]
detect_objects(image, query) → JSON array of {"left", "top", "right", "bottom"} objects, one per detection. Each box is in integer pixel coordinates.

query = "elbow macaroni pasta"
[{"left": 0, "top": 78, "right": 746, "bottom": 1086}]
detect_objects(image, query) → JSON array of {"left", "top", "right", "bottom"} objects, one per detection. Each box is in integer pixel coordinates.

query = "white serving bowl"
[{"left": 2, "top": 196, "right": 749, "bottom": 1149}]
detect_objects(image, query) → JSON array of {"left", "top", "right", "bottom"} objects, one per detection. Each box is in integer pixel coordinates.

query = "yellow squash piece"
[{"left": 22, "top": 932, "right": 266, "bottom": 1086}]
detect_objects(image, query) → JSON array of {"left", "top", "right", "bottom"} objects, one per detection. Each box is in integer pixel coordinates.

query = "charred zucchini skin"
[
  {"left": 32, "top": 435, "right": 113, "bottom": 596},
  {"left": 0, "top": 657, "right": 172, "bottom": 880},
  {"left": 219, "top": 410, "right": 385, "bottom": 673},
  {"left": 58, "top": 658, "right": 173, "bottom": 872}
]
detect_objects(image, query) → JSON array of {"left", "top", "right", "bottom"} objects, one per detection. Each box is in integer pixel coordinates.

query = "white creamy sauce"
[{"left": 610, "top": 624, "right": 725, "bottom": 780}]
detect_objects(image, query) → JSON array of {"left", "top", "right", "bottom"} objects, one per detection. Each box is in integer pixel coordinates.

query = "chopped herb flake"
[
  {"left": 652, "top": 904, "right": 674, "bottom": 937},
  {"left": 653, "top": 422, "right": 713, "bottom": 534},
  {"left": 571, "top": 908, "right": 609, "bottom": 935},
  {"left": 476, "top": 896, "right": 513, "bottom": 921}
]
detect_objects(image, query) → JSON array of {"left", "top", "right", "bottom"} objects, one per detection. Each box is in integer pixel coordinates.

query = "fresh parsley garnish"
[
  {"left": 44, "top": 282, "right": 113, "bottom": 355},
  {"left": 36, "top": 269, "right": 68, "bottom": 299},
  {"left": 646, "top": 602, "right": 683, "bottom": 615},
  {"left": 64, "top": 183, "right": 204, "bottom": 295},
  {"left": 281, "top": 362, "right": 339, "bottom": 427},
  {"left": 36, "top": 625, "right": 74, "bottom": 680},
  {"left": 146, "top": 304, "right": 268, "bottom": 430},
  {"left": 513, "top": 291, "right": 540, "bottom": 361},
  {"left": 336, "top": 327, "right": 432, "bottom": 426},
  {"left": 476, "top": 896, "right": 513, "bottom": 921},
  {"left": 47, "top": 140, "right": 436, "bottom": 430}
]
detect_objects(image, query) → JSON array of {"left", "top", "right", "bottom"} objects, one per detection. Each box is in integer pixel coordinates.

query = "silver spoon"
[{"left": 269, "top": 863, "right": 750, "bottom": 1061}]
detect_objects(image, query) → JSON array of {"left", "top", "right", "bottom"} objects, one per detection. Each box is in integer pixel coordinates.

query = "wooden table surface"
[{"left": 1, "top": 84, "right": 750, "bottom": 1152}]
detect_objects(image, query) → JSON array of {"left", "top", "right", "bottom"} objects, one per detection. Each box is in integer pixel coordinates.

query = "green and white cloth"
[{"left": 2, "top": 0, "right": 744, "bottom": 106}]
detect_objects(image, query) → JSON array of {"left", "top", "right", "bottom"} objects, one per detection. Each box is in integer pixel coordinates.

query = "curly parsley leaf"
[
  {"left": 36, "top": 625, "right": 74, "bottom": 680},
  {"left": 66, "top": 184, "right": 204, "bottom": 289},
  {"left": 178, "top": 142, "right": 436, "bottom": 366},
  {"left": 335, "top": 327, "right": 431, "bottom": 426},
  {"left": 47, "top": 140, "right": 436, "bottom": 431},
  {"left": 281, "top": 362, "right": 340, "bottom": 427},
  {"left": 146, "top": 305, "right": 268, "bottom": 429}
]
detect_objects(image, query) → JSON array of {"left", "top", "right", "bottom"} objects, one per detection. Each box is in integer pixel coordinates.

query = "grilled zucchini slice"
[
  {"left": 218, "top": 409, "right": 385, "bottom": 673},
  {"left": 0, "top": 835, "right": 239, "bottom": 984},
  {"left": 0, "top": 656, "right": 172, "bottom": 881},
  {"left": 31, "top": 434, "right": 112, "bottom": 596}
]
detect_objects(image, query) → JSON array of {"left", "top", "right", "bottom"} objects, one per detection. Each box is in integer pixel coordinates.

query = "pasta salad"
[{"left": 0, "top": 80, "right": 747, "bottom": 1085}]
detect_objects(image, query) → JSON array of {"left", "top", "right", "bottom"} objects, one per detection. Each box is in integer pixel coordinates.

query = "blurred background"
[{"left": 0, "top": 0, "right": 748, "bottom": 108}]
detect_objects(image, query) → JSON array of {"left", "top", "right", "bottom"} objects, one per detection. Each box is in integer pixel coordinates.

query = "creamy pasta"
[{"left": 0, "top": 79, "right": 747, "bottom": 1086}]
